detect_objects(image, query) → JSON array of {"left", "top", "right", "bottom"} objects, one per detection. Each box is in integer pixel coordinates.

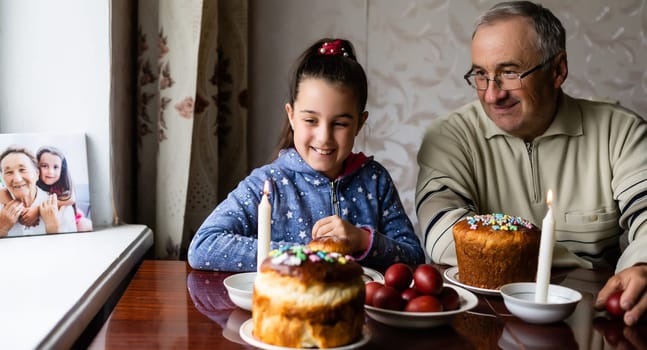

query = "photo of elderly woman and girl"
[{"left": 0, "top": 133, "right": 92, "bottom": 237}]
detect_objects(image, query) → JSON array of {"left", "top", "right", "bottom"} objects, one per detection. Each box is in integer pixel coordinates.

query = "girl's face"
[
  {"left": 286, "top": 78, "right": 367, "bottom": 179},
  {"left": 39, "top": 152, "right": 63, "bottom": 185}
]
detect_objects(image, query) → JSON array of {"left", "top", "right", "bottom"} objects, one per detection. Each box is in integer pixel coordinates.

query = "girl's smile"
[{"left": 285, "top": 78, "right": 367, "bottom": 179}]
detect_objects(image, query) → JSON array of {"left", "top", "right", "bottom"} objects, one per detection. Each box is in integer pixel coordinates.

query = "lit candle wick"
[{"left": 546, "top": 189, "right": 553, "bottom": 207}]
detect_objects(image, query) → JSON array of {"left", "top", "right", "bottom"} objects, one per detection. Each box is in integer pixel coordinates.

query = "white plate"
[
  {"left": 362, "top": 267, "right": 384, "bottom": 283},
  {"left": 239, "top": 319, "right": 370, "bottom": 350},
  {"left": 444, "top": 266, "right": 500, "bottom": 296},
  {"left": 364, "top": 283, "right": 478, "bottom": 328}
]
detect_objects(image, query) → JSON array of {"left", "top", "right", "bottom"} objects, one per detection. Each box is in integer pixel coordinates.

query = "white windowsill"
[{"left": 0, "top": 224, "right": 153, "bottom": 350}]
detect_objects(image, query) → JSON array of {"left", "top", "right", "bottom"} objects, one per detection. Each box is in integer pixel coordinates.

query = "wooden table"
[{"left": 89, "top": 260, "right": 647, "bottom": 349}]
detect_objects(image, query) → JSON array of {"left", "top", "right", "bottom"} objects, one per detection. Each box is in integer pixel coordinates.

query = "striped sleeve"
[
  {"left": 614, "top": 119, "right": 647, "bottom": 271},
  {"left": 415, "top": 115, "right": 478, "bottom": 266},
  {"left": 415, "top": 177, "right": 475, "bottom": 266}
]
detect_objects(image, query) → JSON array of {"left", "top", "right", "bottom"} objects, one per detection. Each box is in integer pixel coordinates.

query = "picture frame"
[{"left": 0, "top": 132, "right": 92, "bottom": 237}]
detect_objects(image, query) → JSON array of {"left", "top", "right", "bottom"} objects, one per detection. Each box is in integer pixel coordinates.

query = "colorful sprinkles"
[
  {"left": 269, "top": 245, "right": 354, "bottom": 266},
  {"left": 466, "top": 213, "right": 534, "bottom": 231}
]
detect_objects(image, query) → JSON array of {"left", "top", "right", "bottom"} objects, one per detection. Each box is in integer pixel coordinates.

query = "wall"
[
  {"left": 0, "top": 0, "right": 112, "bottom": 227},
  {"left": 1, "top": 0, "right": 645, "bottom": 233},
  {"left": 250, "top": 0, "right": 647, "bottom": 235}
]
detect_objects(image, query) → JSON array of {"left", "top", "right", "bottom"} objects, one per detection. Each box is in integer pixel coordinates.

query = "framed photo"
[{"left": 0, "top": 132, "right": 92, "bottom": 237}]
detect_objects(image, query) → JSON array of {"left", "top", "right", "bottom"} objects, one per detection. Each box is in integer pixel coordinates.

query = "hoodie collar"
[{"left": 277, "top": 148, "right": 370, "bottom": 180}]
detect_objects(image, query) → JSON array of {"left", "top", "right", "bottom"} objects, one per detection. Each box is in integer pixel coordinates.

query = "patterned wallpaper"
[{"left": 250, "top": 0, "right": 647, "bottom": 236}]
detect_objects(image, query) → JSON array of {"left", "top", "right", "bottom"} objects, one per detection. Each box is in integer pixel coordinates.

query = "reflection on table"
[{"left": 89, "top": 260, "right": 647, "bottom": 350}]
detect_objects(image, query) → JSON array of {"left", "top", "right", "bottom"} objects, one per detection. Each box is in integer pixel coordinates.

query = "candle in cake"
[
  {"left": 535, "top": 189, "right": 555, "bottom": 303},
  {"left": 257, "top": 180, "right": 271, "bottom": 271}
]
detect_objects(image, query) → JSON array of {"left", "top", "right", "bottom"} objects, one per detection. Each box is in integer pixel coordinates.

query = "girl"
[
  {"left": 36, "top": 146, "right": 93, "bottom": 232},
  {"left": 36, "top": 146, "right": 76, "bottom": 209},
  {"left": 188, "top": 38, "right": 425, "bottom": 271}
]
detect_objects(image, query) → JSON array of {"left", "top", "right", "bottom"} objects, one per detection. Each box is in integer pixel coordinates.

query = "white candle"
[
  {"left": 257, "top": 180, "right": 271, "bottom": 271},
  {"left": 535, "top": 189, "right": 555, "bottom": 303}
]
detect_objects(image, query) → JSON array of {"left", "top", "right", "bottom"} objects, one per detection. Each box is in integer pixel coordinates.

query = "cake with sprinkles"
[
  {"left": 452, "top": 213, "right": 541, "bottom": 290},
  {"left": 252, "top": 244, "right": 365, "bottom": 348}
]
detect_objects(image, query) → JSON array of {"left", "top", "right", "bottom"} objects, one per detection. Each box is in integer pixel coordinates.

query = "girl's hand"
[
  {"left": 19, "top": 205, "right": 40, "bottom": 227},
  {"left": 0, "top": 200, "right": 24, "bottom": 236},
  {"left": 311, "top": 215, "right": 368, "bottom": 254},
  {"left": 39, "top": 194, "right": 61, "bottom": 233}
]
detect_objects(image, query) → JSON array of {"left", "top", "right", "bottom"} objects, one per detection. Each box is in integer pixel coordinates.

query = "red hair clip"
[{"left": 318, "top": 40, "right": 349, "bottom": 57}]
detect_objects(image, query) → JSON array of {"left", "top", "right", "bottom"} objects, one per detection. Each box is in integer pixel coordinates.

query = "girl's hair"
[
  {"left": 272, "top": 38, "right": 368, "bottom": 159},
  {"left": 473, "top": 1, "right": 565, "bottom": 62},
  {"left": 36, "top": 146, "right": 74, "bottom": 200}
]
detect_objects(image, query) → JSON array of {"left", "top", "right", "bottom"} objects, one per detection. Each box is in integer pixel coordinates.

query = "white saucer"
[
  {"left": 444, "top": 266, "right": 500, "bottom": 296},
  {"left": 362, "top": 267, "right": 384, "bottom": 283},
  {"left": 239, "top": 319, "right": 370, "bottom": 350}
]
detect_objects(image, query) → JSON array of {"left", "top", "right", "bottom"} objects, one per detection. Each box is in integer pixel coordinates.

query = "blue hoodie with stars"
[{"left": 187, "top": 148, "right": 425, "bottom": 272}]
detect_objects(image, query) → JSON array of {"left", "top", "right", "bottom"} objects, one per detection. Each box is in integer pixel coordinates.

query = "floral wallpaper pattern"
[{"left": 250, "top": 0, "right": 647, "bottom": 238}]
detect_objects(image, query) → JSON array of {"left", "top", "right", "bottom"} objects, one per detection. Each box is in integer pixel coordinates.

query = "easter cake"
[
  {"left": 452, "top": 213, "right": 541, "bottom": 290},
  {"left": 252, "top": 244, "right": 365, "bottom": 348}
]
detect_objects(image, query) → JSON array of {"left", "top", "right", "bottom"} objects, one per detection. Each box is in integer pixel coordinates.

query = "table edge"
[{"left": 38, "top": 225, "right": 154, "bottom": 350}]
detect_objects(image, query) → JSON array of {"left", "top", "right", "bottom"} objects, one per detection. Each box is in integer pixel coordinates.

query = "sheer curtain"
[{"left": 112, "top": 0, "right": 248, "bottom": 260}]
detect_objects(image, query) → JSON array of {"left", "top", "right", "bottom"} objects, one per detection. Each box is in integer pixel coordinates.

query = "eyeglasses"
[{"left": 463, "top": 55, "right": 556, "bottom": 91}]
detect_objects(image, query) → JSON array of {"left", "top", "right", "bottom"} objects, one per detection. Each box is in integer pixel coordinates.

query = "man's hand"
[{"left": 595, "top": 264, "right": 647, "bottom": 326}]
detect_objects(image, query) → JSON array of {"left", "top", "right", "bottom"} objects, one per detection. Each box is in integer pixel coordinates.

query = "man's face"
[
  {"left": 470, "top": 17, "right": 565, "bottom": 141},
  {"left": 1, "top": 152, "right": 39, "bottom": 202}
]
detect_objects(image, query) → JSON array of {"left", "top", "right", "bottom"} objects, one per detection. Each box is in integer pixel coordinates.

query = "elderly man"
[
  {"left": 416, "top": 1, "right": 647, "bottom": 326},
  {"left": 0, "top": 146, "right": 76, "bottom": 236}
]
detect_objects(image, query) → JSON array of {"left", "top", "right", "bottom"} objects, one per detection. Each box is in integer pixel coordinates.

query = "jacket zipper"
[
  {"left": 525, "top": 141, "right": 540, "bottom": 203},
  {"left": 330, "top": 180, "right": 339, "bottom": 216}
]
